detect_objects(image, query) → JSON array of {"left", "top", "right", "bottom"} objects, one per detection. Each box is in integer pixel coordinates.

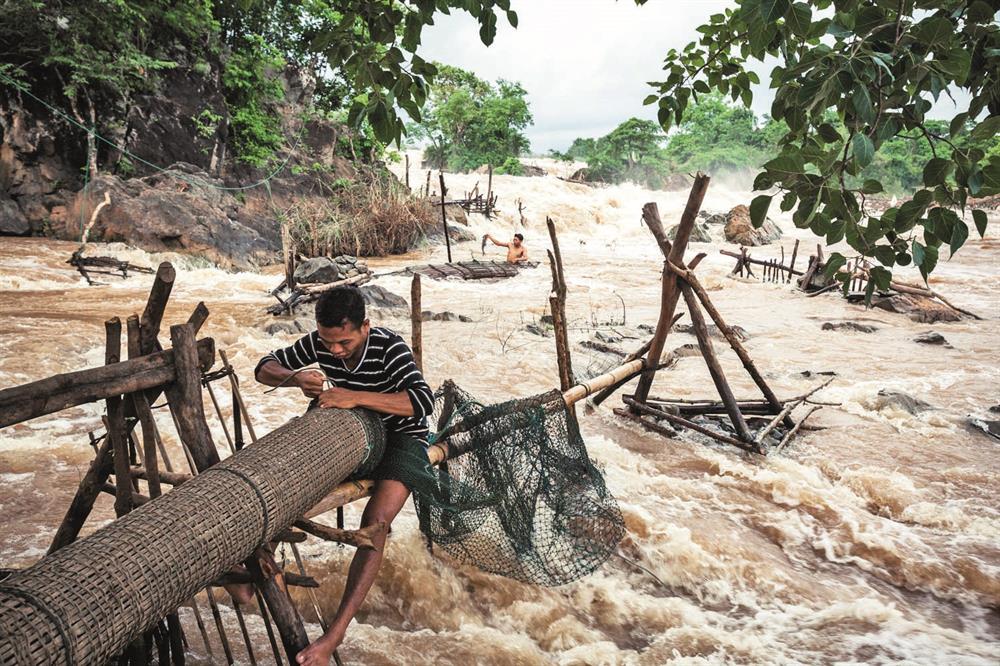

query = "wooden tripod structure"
[{"left": 605, "top": 174, "right": 826, "bottom": 454}]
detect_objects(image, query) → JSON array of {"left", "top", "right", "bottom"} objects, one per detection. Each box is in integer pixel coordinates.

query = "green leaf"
[
  {"left": 506, "top": 10, "right": 518, "bottom": 28},
  {"left": 869, "top": 265, "right": 892, "bottom": 291},
  {"left": 919, "top": 244, "right": 939, "bottom": 280},
  {"left": 818, "top": 123, "right": 841, "bottom": 143},
  {"left": 972, "top": 209, "right": 988, "bottom": 238},
  {"left": 759, "top": 0, "right": 791, "bottom": 24},
  {"left": 912, "top": 16, "right": 953, "bottom": 50},
  {"left": 823, "top": 252, "right": 847, "bottom": 278},
  {"left": 911, "top": 240, "right": 925, "bottom": 270},
  {"left": 750, "top": 195, "right": 773, "bottom": 228},
  {"left": 949, "top": 220, "right": 968, "bottom": 258},
  {"left": 780, "top": 191, "right": 797, "bottom": 212},
  {"left": 852, "top": 133, "right": 874, "bottom": 168},
  {"left": 786, "top": 3, "right": 812, "bottom": 37},
  {"left": 971, "top": 116, "right": 1000, "bottom": 143},
  {"left": 949, "top": 112, "right": 969, "bottom": 138},
  {"left": 922, "top": 157, "right": 953, "bottom": 187},
  {"left": 873, "top": 245, "right": 896, "bottom": 267},
  {"left": 861, "top": 179, "right": 883, "bottom": 194}
]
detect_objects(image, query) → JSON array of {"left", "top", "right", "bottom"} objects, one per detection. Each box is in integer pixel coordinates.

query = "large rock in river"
[
  {"left": 870, "top": 293, "right": 961, "bottom": 324},
  {"left": 61, "top": 167, "right": 280, "bottom": 270},
  {"left": 724, "top": 204, "right": 782, "bottom": 246},
  {"left": 294, "top": 257, "right": 342, "bottom": 284},
  {"left": 668, "top": 220, "right": 712, "bottom": 243}
]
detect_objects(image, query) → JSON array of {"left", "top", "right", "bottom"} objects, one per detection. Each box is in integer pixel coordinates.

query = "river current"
[{"left": 1, "top": 162, "right": 998, "bottom": 664}]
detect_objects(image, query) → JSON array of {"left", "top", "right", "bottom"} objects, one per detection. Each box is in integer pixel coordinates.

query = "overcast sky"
[{"left": 417, "top": 0, "right": 971, "bottom": 154}]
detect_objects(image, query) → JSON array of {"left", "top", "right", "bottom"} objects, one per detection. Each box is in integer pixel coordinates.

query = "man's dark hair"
[
  {"left": 315, "top": 286, "right": 366, "bottom": 328},
  {"left": 514, "top": 233, "right": 524, "bottom": 241}
]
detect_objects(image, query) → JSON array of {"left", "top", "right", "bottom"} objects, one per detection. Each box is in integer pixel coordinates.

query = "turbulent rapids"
[{"left": 1, "top": 161, "right": 998, "bottom": 664}]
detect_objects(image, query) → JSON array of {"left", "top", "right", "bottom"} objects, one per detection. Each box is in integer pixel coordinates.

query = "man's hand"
[
  {"left": 317, "top": 386, "right": 358, "bottom": 409},
  {"left": 294, "top": 370, "right": 327, "bottom": 398}
]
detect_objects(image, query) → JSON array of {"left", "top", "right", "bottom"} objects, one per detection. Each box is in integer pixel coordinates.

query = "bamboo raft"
[{"left": 398, "top": 259, "right": 539, "bottom": 281}]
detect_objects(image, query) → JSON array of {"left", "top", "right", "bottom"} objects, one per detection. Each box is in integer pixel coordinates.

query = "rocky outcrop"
[
  {"left": 668, "top": 220, "right": 712, "bottom": 243},
  {"left": 294, "top": 257, "right": 342, "bottom": 284},
  {"left": 874, "top": 390, "right": 934, "bottom": 415},
  {"left": 62, "top": 166, "right": 279, "bottom": 269},
  {"left": 724, "top": 204, "right": 782, "bottom": 246},
  {"left": 822, "top": 321, "right": 878, "bottom": 333},
  {"left": 0, "top": 192, "right": 29, "bottom": 235},
  {"left": 914, "top": 331, "right": 949, "bottom": 346},
  {"left": 360, "top": 284, "right": 407, "bottom": 311},
  {"left": 870, "top": 293, "right": 961, "bottom": 323}
]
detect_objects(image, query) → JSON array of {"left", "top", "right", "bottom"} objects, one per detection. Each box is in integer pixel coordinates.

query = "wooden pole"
[
  {"left": 0, "top": 339, "right": 214, "bottom": 429},
  {"left": 668, "top": 261, "right": 792, "bottom": 429},
  {"left": 774, "top": 406, "right": 821, "bottom": 454},
  {"left": 486, "top": 164, "right": 493, "bottom": 217},
  {"left": 47, "top": 433, "right": 112, "bottom": 553},
  {"left": 546, "top": 217, "right": 573, "bottom": 393},
  {"left": 103, "top": 317, "right": 134, "bottom": 518},
  {"left": 787, "top": 239, "right": 799, "bottom": 282},
  {"left": 620, "top": 398, "right": 758, "bottom": 453},
  {"left": 633, "top": 173, "right": 711, "bottom": 405},
  {"left": 140, "top": 262, "right": 175, "bottom": 353},
  {"left": 220, "top": 350, "right": 258, "bottom": 445},
  {"left": 410, "top": 274, "right": 422, "bottom": 373},
  {"left": 166, "top": 324, "right": 220, "bottom": 470},
  {"left": 127, "top": 315, "right": 162, "bottom": 499},
  {"left": 404, "top": 154, "right": 410, "bottom": 191},
  {"left": 439, "top": 173, "right": 452, "bottom": 263},
  {"left": 678, "top": 287, "right": 754, "bottom": 445}
]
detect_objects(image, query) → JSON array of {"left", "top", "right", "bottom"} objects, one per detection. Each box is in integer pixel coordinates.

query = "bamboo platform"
[{"left": 400, "top": 259, "right": 539, "bottom": 281}]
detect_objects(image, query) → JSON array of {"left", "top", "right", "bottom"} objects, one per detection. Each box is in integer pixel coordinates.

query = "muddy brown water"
[{"left": 1, "top": 167, "right": 998, "bottom": 664}]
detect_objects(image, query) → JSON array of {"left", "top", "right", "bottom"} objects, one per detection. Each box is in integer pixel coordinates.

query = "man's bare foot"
[
  {"left": 221, "top": 565, "right": 255, "bottom": 605},
  {"left": 296, "top": 626, "right": 345, "bottom": 665},
  {"left": 223, "top": 581, "right": 255, "bottom": 605}
]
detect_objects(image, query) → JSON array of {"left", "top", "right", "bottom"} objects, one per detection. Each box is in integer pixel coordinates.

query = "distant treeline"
[{"left": 552, "top": 95, "right": 1000, "bottom": 194}]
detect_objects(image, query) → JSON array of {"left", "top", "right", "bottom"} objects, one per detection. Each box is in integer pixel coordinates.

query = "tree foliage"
[
  {"left": 2, "top": 1, "right": 517, "bottom": 171},
  {"left": 410, "top": 64, "right": 532, "bottom": 172},
  {"left": 553, "top": 118, "right": 673, "bottom": 188},
  {"left": 640, "top": 0, "right": 1000, "bottom": 286}
]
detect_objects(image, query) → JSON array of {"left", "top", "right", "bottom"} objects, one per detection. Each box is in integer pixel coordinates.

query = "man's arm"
[
  {"left": 486, "top": 233, "right": 509, "bottom": 247},
  {"left": 254, "top": 334, "right": 324, "bottom": 398},
  {"left": 317, "top": 388, "right": 415, "bottom": 415}
]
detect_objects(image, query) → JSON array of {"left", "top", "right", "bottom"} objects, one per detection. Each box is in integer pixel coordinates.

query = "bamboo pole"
[
  {"left": 410, "top": 274, "right": 422, "bottom": 373},
  {"left": 166, "top": 324, "right": 220, "bottom": 470},
  {"left": 633, "top": 173, "right": 711, "bottom": 404},
  {"left": 720, "top": 249, "right": 805, "bottom": 277}
]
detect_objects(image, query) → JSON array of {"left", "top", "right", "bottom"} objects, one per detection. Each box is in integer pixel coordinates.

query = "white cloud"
[{"left": 418, "top": 0, "right": 972, "bottom": 153}]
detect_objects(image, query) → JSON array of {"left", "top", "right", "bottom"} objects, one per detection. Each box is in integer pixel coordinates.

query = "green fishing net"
[{"left": 377, "top": 382, "right": 625, "bottom": 587}]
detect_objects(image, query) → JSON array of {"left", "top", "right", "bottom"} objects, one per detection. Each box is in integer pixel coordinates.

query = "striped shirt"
[{"left": 255, "top": 326, "right": 433, "bottom": 438}]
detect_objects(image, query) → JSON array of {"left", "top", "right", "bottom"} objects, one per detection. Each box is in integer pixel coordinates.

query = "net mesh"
[{"left": 388, "top": 382, "right": 625, "bottom": 587}]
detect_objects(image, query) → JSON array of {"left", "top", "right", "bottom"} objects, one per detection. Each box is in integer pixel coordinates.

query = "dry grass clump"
[{"left": 285, "top": 168, "right": 437, "bottom": 257}]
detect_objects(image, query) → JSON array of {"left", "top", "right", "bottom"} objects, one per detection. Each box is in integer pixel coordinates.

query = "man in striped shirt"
[{"left": 254, "top": 286, "right": 434, "bottom": 665}]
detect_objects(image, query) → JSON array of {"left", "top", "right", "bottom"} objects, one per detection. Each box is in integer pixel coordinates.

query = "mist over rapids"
[{"left": 1, "top": 159, "right": 998, "bottom": 664}]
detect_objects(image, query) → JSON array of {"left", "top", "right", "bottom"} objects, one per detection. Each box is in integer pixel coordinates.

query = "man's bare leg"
[{"left": 296, "top": 479, "right": 411, "bottom": 665}]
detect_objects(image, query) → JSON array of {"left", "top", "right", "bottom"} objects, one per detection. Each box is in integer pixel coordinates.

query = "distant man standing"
[
  {"left": 254, "top": 286, "right": 434, "bottom": 665},
  {"left": 484, "top": 232, "right": 529, "bottom": 263}
]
